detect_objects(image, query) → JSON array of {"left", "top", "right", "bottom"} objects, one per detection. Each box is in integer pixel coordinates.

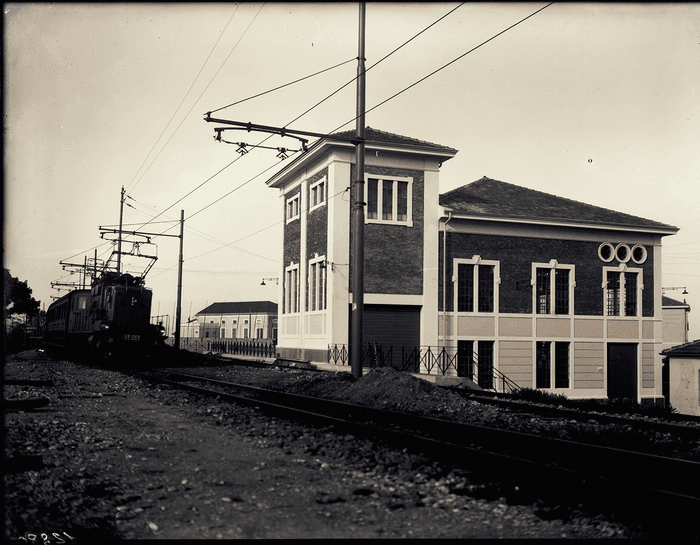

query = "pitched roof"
[
  {"left": 440, "top": 177, "right": 678, "bottom": 233},
  {"left": 331, "top": 126, "right": 457, "bottom": 152},
  {"left": 661, "top": 339, "right": 700, "bottom": 357},
  {"left": 266, "top": 127, "right": 457, "bottom": 188},
  {"left": 663, "top": 296, "right": 691, "bottom": 309},
  {"left": 196, "top": 301, "right": 277, "bottom": 316}
]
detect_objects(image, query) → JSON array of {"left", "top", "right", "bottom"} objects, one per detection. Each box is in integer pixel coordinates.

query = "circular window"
[
  {"left": 615, "top": 243, "right": 631, "bottom": 263},
  {"left": 631, "top": 244, "right": 647, "bottom": 264},
  {"left": 598, "top": 242, "right": 614, "bottom": 262}
]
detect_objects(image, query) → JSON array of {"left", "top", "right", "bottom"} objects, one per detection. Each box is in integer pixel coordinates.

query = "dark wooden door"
[{"left": 607, "top": 343, "right": 637, "bottom": 400}]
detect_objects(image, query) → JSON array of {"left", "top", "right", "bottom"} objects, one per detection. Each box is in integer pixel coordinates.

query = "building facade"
[
  {"left": 661, "top": 340, "right": 700, "bottom": 416},
  {"left": 662, "top": 295, "right": 691, "bottom": 352},
  {"left": 192, "top": 301, "right": 278, "bottom": 341},
  {"left": 265, "top": 129, "right": 679, "bottom": 406}
]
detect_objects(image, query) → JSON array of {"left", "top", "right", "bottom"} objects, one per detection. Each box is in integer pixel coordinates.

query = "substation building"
[{"left": 264, "top": 127, "right": 679, "bottom": 407}]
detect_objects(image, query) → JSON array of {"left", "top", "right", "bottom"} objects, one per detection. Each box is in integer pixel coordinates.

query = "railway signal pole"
[{"left": 204, "top": 3, "right": 367, "bottom": 379}]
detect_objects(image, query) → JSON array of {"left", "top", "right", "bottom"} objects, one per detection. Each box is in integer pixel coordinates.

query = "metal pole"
[
  {"left": 117, "top": 186, "right": 124, "bottom": 274},
  {"left": 174, "top": 210, "right": 184, "bottom": 350},
  {"left": 350, "top": 2, "right": 366, "bottom": 380}
]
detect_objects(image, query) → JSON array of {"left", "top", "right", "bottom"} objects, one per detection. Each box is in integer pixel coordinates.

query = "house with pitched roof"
[
  {"left": 661, "top": 340, "right": 700, "bottom": 415},
  {"left": 191, "top": 301, "right": 278, "bottom": 341},
  {"left": 264, "top": 128, "right": 679, "bottom": 407}
]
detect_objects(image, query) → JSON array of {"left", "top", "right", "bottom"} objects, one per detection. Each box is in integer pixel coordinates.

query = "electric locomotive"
[{"left": 44, "top": 271, "right": 166, "bottom": 361}]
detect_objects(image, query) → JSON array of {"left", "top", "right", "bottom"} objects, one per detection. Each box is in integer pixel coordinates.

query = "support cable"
[{"left": 126, "top": 6, "right": 240, "bottom": 194}]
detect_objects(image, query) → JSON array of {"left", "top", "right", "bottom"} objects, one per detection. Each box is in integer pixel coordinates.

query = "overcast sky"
[{"left": 5, "top": 2, "right": 699, "bottom": 340}]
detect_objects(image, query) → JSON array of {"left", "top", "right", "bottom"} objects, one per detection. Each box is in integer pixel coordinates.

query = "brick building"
[{"left": 265, "top": 129, "right": 679, "bottom": 406}]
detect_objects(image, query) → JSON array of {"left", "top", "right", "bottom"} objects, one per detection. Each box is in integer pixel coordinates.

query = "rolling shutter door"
[{"left": 362, "top": 305, "right": 421, "bottom": 349}]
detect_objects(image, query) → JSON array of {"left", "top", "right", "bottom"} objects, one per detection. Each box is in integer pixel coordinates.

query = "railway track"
[
  {"left": 442, "top": 387, "right": 700, "bottom": 439},
  {"left": 138, "top": 368, "right": 699, "bottom": 538}
]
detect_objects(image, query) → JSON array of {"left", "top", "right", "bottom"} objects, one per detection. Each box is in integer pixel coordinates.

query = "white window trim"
[
  {"left": 452, "top": 256, "right": 501, "bottom": 315},
  {"left": 286, "top": 193, "right": 300, "bottom": 224},
  {"left": 285, "top": 262, "right": 300, "bottom": 314},
  {"left": 602, "top": 264, "right": 644, "bottom": 317},
  {"left": 308, "top": 255, "right": 327, "bottom": 313},
  {"left": 364, "top": 174, "right": 413, "bottom": 227},
  {"left": 531, "top": 261, "right": 576, "bottom": 316},
  {"left": 309, "top": 177, "right": 327, "bottom": 212}
]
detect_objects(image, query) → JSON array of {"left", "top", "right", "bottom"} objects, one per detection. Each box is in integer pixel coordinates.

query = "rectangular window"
[
  {"left": 365, "top": 176, "right": 413, "bottom": 225},
  {"left": 477, "top": 341, "right": 494, "bottom": 390},
  {"left": 534, "top": 265, "right": 572, "bottom": 315},
  {"left": 604, "top": 268, "right": 642, "bottom": 317},
  {"left": 606, "top": 271, "right": 621, "bottom": 316},
  {"left": 285, "top": 265, "right": 299, "bottom": 314},
  {"left": 537, "top": 341, "right": 570, "bottom": 389},
  {"left": 286, "top": 193, "right": 300, "bottom": 223},
  {"left": 455, "top": 258, "right": 499, "bottom": 314},
  {"left": 536, "top": 268, "right": 550, "bottom": 314},
  {"left": 554, "top": 269, "right": 570, "bottom": 315},
  {"left": 625, "top": 272, "right": 638, "bottom": 317},
  {"left": 308, "top": 258, "right": 327, "bottom": 311},
  {"left": 310, "top": 178, "right": 326, "bottom": 210},
  {"left": 367, "top": 178, "right": 378, "bottom": 220},
  {"left": 478, "top": 265, "right": 495, "bottom": 313},
  {"left": 457, "top": 340, "right": 474, "bottom": 379},
  {"left": 555, "top": 342, "right": 570, "bottom": 388},
  {"left": 457, "top": 264, "right": 474, "bottom": 312},
  {"left": 536, "top": 341, "right": 551, "bottom": 389}
]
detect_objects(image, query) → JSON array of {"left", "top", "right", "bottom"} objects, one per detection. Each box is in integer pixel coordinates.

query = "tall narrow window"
[
  {"left": 536, "top": 268, "right": 550, "bottom": 314},
  {"left": 397, "top": 181, "right": 408, "bottom": 221},
  {"left": 367, "top": 179, "right": 378, "bottom": 220},
  {"left": 606, "top": 271, "right": 621, "bottom": 316},
  {"left": 457, "top": 340, "right": 474, "bottom": 379},
  {"left": 382, "top": 182, "right": 393, "bottom": 220},
  {"left": 554, "top": 342, "right": 570, "bottom": 388},
  {"left": 285, "top": 265, "right": 299, "bottom": 314},
  {"left": 478, "top": 265, "right": 495, "bottom": 313},
  {"left": 457, "top": 264, "right": 474, "bottom": 312},
  {"left": 554, "top": 269, "right": 570, "bottom": 315},
  {"left": 536, "top": 341, "right": 551, "bottom": 389},
  {"left": 286, "top": 194, "right": 300, "bottom": 223},
  {"left": 308, "top": 257, "right": 327, "bottom": 311},
  {"left": 625, "top": 272, "right": 638, "bottom": 317},
  {"left": 477, "top": 341, "right": 494, "bottom": 390}
]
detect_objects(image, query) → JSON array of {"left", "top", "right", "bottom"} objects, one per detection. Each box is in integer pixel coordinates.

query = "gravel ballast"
[{"left": 5, "top": 350, "right": 692, "bottom": 539}]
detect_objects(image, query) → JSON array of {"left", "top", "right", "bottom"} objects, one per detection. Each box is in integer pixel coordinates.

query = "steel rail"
[
  {"left": 146, "top": 370, "right": 700, "bottom": 502},
  {"left": 444, "top": 387, "right": 700, "bottom": 437}
]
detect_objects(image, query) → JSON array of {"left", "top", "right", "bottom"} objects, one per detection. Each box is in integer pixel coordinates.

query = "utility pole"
[
  {"left": 351, "top": 2, "right": 366, "bottom": 380},
  {"left": 117, "top": 186, "right": 125, "bottom": 274},
  {"left": 174, "top": 210, "right": 185, "bottom": 350}
]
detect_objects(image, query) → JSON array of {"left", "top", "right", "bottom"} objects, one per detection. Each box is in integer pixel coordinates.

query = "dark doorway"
[{"left": 607, "top": 343, "right": 637, "bottom": 401}]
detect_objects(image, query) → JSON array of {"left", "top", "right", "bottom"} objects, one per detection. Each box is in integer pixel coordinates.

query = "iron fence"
[
  {"left": 327, "top": 342, "right": 520, "bottom": 394},
  {"left": 174, "top": 337, "right": 277, "bottom": 359}
]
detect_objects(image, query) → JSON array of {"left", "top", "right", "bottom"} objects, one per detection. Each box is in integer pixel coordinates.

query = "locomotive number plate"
[{"left": 122, "top": 334, "right": 141, "bottom": 342}]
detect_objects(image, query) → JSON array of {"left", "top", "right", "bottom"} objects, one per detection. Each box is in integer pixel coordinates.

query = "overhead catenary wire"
[
  {"left": 126, "top": 6, "right": 240, "bottom": 194},
  {"left": 127, "top": 3, "right": 265, "bottom": 195}
]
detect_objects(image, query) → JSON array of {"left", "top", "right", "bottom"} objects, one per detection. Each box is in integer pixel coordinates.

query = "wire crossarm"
[{"left": 204, "top": 115, "right": 362, "bottom": 154}]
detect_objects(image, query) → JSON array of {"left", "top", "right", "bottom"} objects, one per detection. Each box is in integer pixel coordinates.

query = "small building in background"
[
  {"left": 661, "top": 340, "right": 700, "bottom": 416},
  {"left": 662, "top": 295, "right": 691, "bottom": 352},
  {"left": 194, "top": 301, "right": 278, "bottom": 341}
]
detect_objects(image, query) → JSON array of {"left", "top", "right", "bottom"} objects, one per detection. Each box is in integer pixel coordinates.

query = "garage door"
[{"left": 361, "top": 304, "right": 421, "bottom": 349}]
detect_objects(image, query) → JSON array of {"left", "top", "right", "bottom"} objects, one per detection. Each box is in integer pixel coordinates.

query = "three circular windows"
[{"left": 598, "top": 242, "right": 647, "bottom": 264}]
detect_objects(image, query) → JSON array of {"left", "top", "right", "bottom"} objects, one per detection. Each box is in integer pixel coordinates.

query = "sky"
[{"left": 5, "top": 2, "right": 700, "bottom": 340}]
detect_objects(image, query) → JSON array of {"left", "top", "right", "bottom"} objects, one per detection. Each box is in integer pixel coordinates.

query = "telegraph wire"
[
  {"left": 126, "top": 6, "right": 240, "bottom": 194},
  {"left": 140, "top": 3, "right": 465, "bottom": 235},
  {"left": 207, "top": 57, "right": 357, "bottom": 114},
  {"left": 128, "top": 3, "right": 265, "bottom": 195}
]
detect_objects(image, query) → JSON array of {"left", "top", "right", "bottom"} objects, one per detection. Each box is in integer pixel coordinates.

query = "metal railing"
[
  {"left": 174, "top": 337, "right": 277, "bottom": 359},
  {"left": 328, "top": 342, "right": 521, "bottom": 394}
]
